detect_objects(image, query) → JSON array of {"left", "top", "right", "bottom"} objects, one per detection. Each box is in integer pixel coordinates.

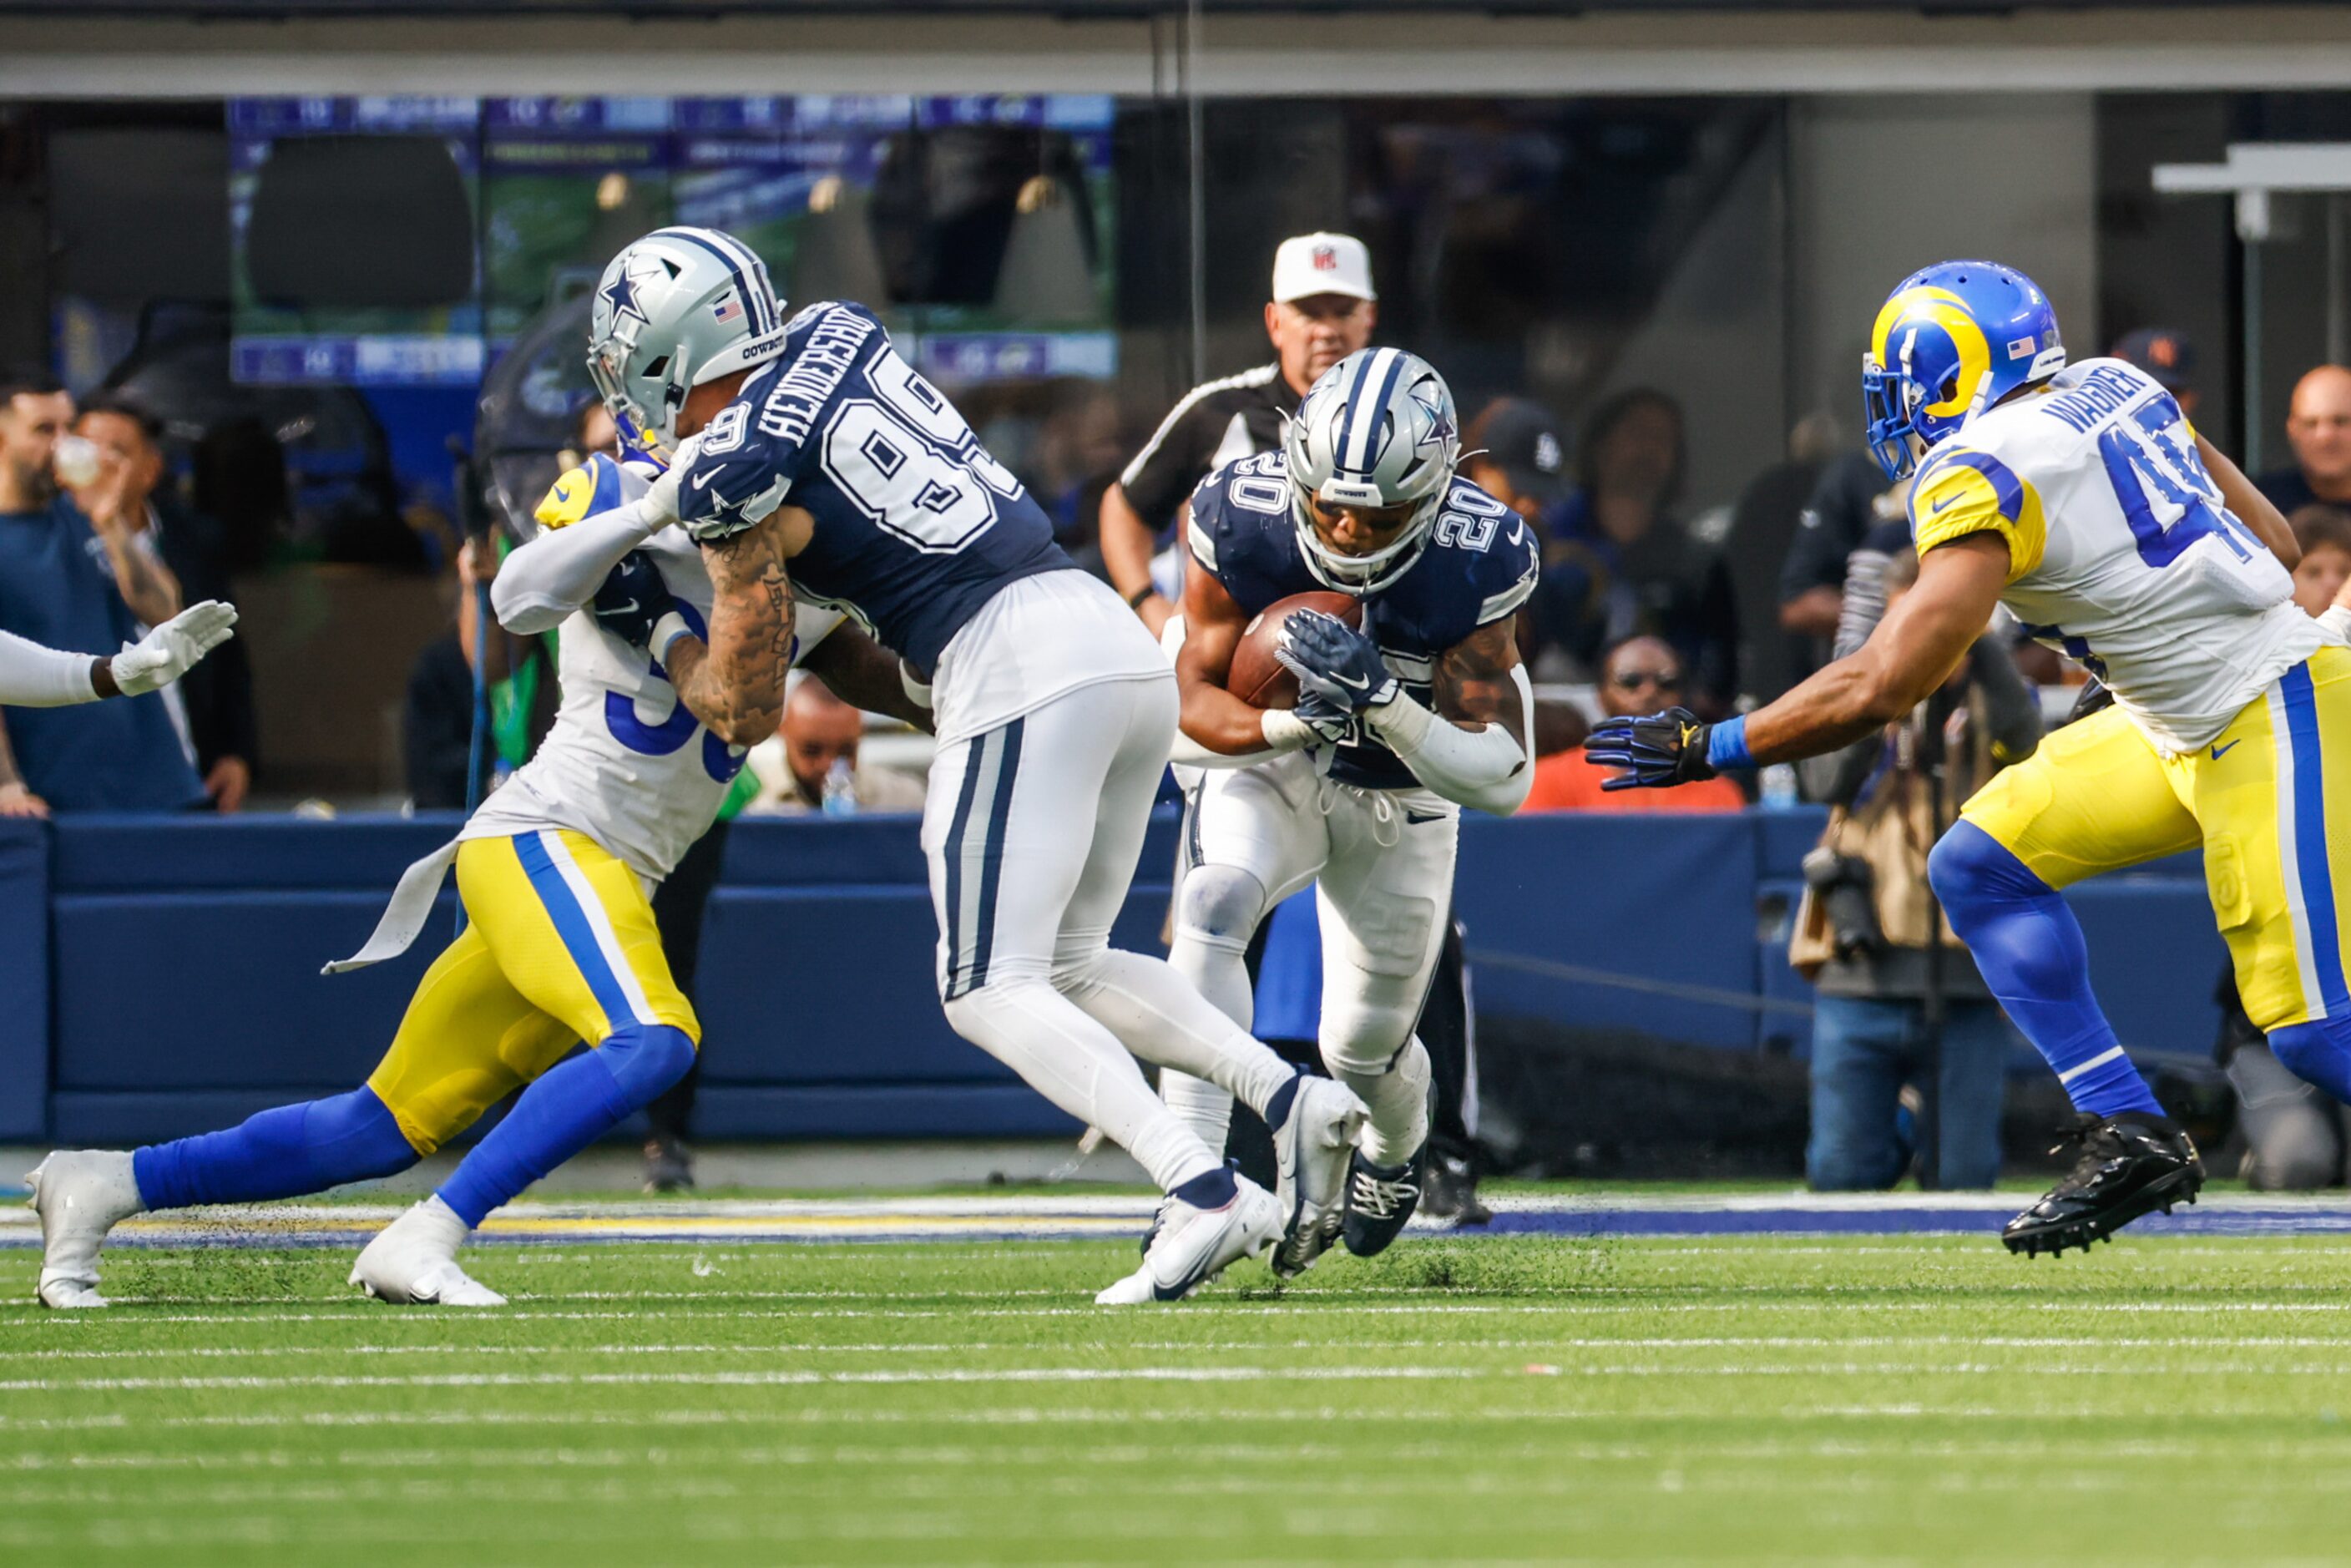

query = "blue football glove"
[
  {"left": 590, "top": 550, "right": 679, "bottom": 649},
  {"left": 1585, "top": 707, "right": 1720, "bottom": 791},
  {"left": 1275, "top": 609, "right": 1398, "bottom": 716}
]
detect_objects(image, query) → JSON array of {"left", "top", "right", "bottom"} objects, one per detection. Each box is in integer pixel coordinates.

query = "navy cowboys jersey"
[
  {"left": 1188, "top": 450, "right": 1540, "bottom": 790},
  {"left": 674, "top": 301, "right": 1072, "bottom": 671}
]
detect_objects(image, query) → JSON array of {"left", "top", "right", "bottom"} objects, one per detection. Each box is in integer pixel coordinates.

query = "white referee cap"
[{"left": 1272, "top": 232, "right": 1376, "bottom": 305}]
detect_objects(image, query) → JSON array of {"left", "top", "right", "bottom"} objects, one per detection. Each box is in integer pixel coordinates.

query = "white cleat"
[
  {"left": 1268, "top": 1075, "right": 1369, "bottom": 1278},
  {"left": 348, "top": 1196, "right": 507, "bottom": 1308},
  {"left": 1095, "top": 1176, "right": 1283, "bottom": 1305},
  {"left": 28, "top": 1151, "right": 144, "bottom": 1309}
]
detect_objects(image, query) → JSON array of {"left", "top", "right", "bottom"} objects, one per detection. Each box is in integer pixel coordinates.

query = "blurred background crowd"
[{"left": 8, "top": 83, "right": 2351, "bottom": 1197}]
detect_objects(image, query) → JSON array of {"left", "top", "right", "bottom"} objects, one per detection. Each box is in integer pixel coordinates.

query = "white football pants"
[
  {"left": 923, "top": 672, "right": 1296, "bottom": 1195},
  {"left": 1165, "top": 751, "right": 1454, "bottom": 1165}
]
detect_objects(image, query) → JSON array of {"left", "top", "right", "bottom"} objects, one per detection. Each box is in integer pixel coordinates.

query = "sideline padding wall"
[{"left": 10, "top": 809, "right": 2228, "bottom": 1146}]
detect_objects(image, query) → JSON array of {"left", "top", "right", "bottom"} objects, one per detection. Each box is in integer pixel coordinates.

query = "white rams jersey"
[
  {"left": 463, "top": 454, "right": 842, "bottom": 880},
  {"left": 1910, "top": 357, "right": 2333, "bottom": 754}
]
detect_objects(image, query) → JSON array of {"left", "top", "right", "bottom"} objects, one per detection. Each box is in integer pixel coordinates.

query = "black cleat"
[
  {"left": 642, "top": 1136, "right": 695, "bottom": 1194},
  {"left": 2001, "top": 1112, "right": 2203, "bottom": 1257},
  {"left": 1418, "top": 1151, "right": 1492, "bottom": 1227},
  {"left": 1341, "top": 1146, "right": 1425, "bottom": 1258}
]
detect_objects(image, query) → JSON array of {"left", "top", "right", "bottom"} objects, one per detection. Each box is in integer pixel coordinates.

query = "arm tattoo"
[
  {"left": 1433, "top": 619, "right": 1529, "bottom": 755},
  {"left": 675, "top": 520, "right": 796, "bottom": 745}
]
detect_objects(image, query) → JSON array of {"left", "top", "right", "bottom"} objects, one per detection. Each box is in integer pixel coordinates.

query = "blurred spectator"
[
  {"left": 403, "top": 538, "right": 554, "bottom": 808},
  {"left": 1777, "top": 448, "right": 1901, "bottom": 654},
  {"left": 2290, "top": 505, "right": 2351, "bottom": 615},
  {"left": 1529, "top": 388, "right": 1737, "bottom": 707},
  {"left": 1726, "top": 412, "right": 1843, "bottom": 704},
  {"left": 1795, "top": 544, "right": 2040, "bottom": 1192},
  {"left": 743, "top": 678, "right": 927, "bottom": 816},
  {"left": 1521, "top": 635, "right": 1746, "bottom": 813},
  {"left": 74, "top": 393, "right": 258, "bottom": 812},
  {"left": 2261, "top": 365, "right": 2351, "bottom": 515},
  {"left": 1461, "top": 397, "right": 1570, "bottom": 521},
  {"left": 2111, "top": 326, "right": 2200, "bottom": 418},
  {"left": 1100, "top": 232, "right": 1378, "bottom": 635},
  {"left": 0, "top": 365, "right": 205, "bottom": 815}
]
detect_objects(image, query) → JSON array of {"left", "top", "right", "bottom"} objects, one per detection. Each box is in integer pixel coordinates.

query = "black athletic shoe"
[
  {"left": 1419, "top": 1151, "right": 1492, "bottom": 1227},
  {"left": 2002, "top": 1112, "right": 2204, "bottom": 1257},
  {"left": 1341, "top": 1146, "right": 1425, "bottom": 1257}
]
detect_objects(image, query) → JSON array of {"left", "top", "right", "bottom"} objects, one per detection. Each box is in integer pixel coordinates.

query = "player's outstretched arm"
[
  {"left": 800, "top": 624, "right": 935, "bottom": 733},
  {"left": 493, "top": 503, "right": 665, "bottom": 634},
  {"left": 0, "top": 601, "right": 240, "bottom": 709},
  {"left": 1590, "top": 534, "right": 2007, "bottom": 789},
  {"left": 2198, "top": 433, "right": 2299, "bottom": 569},
  {"left": 665, "top": 515, "right": 796, "bottom": 746}
]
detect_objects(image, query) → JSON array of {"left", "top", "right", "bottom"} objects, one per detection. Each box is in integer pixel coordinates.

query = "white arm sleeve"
[
  {"left": 2320, "top": 604, "right": 2351, "bottom": 644},
  {"left": 0, "top": 629, "right": 99, "bottom": 706},
  {"left": 1362, "top": 665, "right": 1535, "bottom": 816},
  {"left": 491, "top": 503, "right": 665, "bottom": 635}
]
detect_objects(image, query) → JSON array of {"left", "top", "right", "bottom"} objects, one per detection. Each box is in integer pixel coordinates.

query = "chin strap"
[{"left": 1360, "top": 665, "right": 1534, "bottom": 817}]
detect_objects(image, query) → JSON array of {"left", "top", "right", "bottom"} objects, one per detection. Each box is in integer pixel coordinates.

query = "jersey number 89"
[{"left": 820, "top": 347, "right": 1025, "bottom": 555}]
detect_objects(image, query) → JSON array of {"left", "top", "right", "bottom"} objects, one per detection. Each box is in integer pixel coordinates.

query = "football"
[{"left": 1226, "top": 590, "right": 1363, "bottom": 709}]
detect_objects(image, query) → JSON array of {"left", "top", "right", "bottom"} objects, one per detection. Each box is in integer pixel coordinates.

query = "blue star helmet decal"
[{"left": 601, "top": 267, "right": 648, "bottom": 326}]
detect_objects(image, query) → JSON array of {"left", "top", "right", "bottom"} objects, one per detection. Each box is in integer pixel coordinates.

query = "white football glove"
[{"left": 112, "top": 600, "right": 237, "bottom": 697}]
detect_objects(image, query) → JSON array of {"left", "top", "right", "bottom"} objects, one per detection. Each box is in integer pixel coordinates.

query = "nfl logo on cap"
[{"left": 1273, "top": 232, "right": 1377, "bottom": 305}]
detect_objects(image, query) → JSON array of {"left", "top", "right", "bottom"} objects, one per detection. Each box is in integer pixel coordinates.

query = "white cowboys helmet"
[
  {"left": 1282, "top": 346, "right": 1460, "bottom": 594},
  {"left": 587, "top": 226, "right": 787, "bottom": 463}
]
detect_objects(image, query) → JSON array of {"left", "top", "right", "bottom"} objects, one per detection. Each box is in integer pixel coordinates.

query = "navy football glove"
[
  {"left": 1291, "top": 684, "right": 1358, "bottom": 749},
  {"left": 1585, "top": 707, "right": 1720, "bottom": 791},
  {"left": 1276, "top": 609, "right": 1397, "bottom": 716},
  {"left": 591, "top": 550, "right": 678, "bottom": 649}
]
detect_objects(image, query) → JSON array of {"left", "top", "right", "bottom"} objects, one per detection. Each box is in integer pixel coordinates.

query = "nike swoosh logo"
[
  {"left": 1508, "top": 521, "right": 1527, "bottom": 548},
  {"left": 1330, "top": 671, "right": 1368, "bottom": 690},
  {"left": 690, "top": 470, "right": 719, "bottom": 491},
  {"left": 2211, "top": 740, "right": 2241, "bottom": 761},
  {"left": 604, "top": 599, "right": 638, "bottom": 615},
  {"left": 1929, "top": 493, "right": 1962, "bottom": 514}
]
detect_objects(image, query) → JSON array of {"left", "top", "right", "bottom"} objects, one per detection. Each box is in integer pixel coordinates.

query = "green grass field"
[{"left": 3, "top": 1229, "right": 2350, "bottom": 1565}]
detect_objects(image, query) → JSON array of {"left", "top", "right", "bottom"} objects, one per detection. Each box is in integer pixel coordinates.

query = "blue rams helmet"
[{"left": 1861, "top": 260, "right": 2065, "bottom": 482}]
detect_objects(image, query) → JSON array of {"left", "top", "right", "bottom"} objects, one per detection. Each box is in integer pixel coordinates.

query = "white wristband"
[
  {"left": 650, "top": 610, "right": 693, "bottom": 665},
  {"left": 1259, "top": 710, "right": 1314, "bottom": 753}
]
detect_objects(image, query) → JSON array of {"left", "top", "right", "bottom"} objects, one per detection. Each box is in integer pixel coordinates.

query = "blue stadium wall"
[{"left": 0, "top": 810, "right": 2227, "bottom": 1146}]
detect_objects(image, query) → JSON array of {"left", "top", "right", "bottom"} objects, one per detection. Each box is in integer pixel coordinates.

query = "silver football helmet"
[
  {"left": 587, "top": 226, "right": 787, "bottom": 462},
  {"left": 1282, "top": 346, "right": 1460, "bottom": 594}
]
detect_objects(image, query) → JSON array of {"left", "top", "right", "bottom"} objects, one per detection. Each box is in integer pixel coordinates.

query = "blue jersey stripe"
[
  {"left": 964, "top": 716, "right": 1025, "bottom": 994},
  {"left": 2283, "top": 663, "right": 2351, "bottom": 1018},
  {"left": 940, "top": 729, "right": 991, "bottom": 999},
  {"left": 511, "top": 832, "right": 640, "bottom": 1034},
  {"left": 1920, "top": 448, "right": 2027, "bottom": 524}
]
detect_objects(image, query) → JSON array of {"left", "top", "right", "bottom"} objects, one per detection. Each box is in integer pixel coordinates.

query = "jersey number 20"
[{"left": 820, "top": 348, "right": 1025, "bottom": 554}]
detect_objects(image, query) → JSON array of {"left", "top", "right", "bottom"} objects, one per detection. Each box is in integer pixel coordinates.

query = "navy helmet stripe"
[
  {"left": 656, "top": 226, "right": 775, "bottom": 337},
  {"left": 1338, "top": 349, "right": 1392, "bottom": 473},
  {"left": 1351, "top": 351, "right": 1409, "bottom": 476},
  {"left": 964, "top": 716, "right": 1025, "bottom": 994}
]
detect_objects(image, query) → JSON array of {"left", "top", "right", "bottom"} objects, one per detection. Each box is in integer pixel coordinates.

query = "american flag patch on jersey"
[
  {"left": 712, "top": 296, "right": 746, "bottom": 326},
  {"left": 2006, "top": 336, "right": 2035, "bottom": 360}
]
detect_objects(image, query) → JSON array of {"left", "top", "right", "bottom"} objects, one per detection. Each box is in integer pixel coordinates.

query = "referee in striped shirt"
[{"left": 1097, "top": 231, "right": 1377, "bottom": 634}]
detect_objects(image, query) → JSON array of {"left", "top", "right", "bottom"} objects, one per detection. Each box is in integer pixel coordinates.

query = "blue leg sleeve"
[
  {"left": 131, "top": 1086, "right": 418, "bottom": 1212},
  {"left": 1927, "top": 822, "right": 2164, "bottom": 1119},
  {"left": 437, "top": 1024, "right": 696, "bottom": 1227},
  {"left": 2267, "top": 1016, "right": 2351, "bottom": 1105}
]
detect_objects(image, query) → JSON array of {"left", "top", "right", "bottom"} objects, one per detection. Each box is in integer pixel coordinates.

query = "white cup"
[{"left": 52, "top": 433, "right": 103, "bottom": 490}]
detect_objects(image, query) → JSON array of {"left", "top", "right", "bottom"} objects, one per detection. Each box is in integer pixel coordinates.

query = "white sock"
[
  {"left": 1338, "top": 1037, "right": 1432, "bottom": 1166},
  {"left": 407, "top": 1193, "right": 473, "bottom": 1256},
  {"left": 944, "top": 978, "right": 1222, "bottom": 1193},
  {"left": 1160, "top": 1070, "right": 1236, "bottom": 1153},
  {"left": 1055, "top": 950, "right": 1294, "bottom": 1116}
]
